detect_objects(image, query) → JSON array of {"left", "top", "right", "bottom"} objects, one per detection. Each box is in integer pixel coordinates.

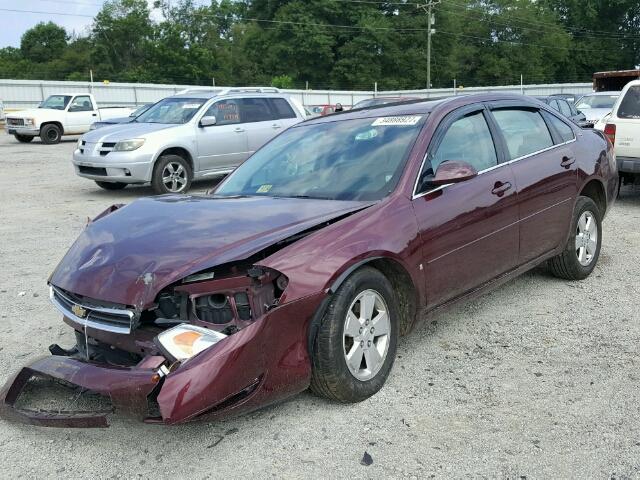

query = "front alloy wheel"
[
  {"left": 152, "top": 154, "right": 192, "bottom": 194},
  {"left": 343, "top": 289, "right": 391, "bottom": 381},
  {"left": 310, "top": 266, "right": 399, "bottom": 403}
]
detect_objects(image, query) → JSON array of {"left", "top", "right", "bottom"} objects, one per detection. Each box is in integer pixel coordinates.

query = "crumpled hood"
[
  {"left": 581, "top": 107, "right": 611, "bottom": 123},
  {"left": 81, "top": 122, "right": 177, "bottom": 143},
  {"left": 50, "top": 195, "right": 371, "bottom": 307}
]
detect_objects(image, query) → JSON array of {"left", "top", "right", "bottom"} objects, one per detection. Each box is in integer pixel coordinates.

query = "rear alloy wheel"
[
  {"left": 151, "top": 154, "right": 192, "bottom": 194},
  {"left": 14, "top": 134, "right": 34, "bottom": 143},
  {"left": 40, "top": 124, "right": 62, "bottom": 144},
  {"left": 310, "top": 266, "right": 399, "bottom": 403},
  {"left": 95, "top": 181, "right": 127, "bottom": 191},
  {"left": 548, "top": 196, "right": 602, "bottom": 280}
]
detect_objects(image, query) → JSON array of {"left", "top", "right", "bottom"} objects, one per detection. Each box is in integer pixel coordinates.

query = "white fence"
[{"left": 0, "top": 79, "right": 594, "bottom": 110}]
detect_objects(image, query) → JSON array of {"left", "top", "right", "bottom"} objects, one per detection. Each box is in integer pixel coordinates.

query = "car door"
[
  {"left": 195, "top": 98, "right": 249, "bottom": 172},
  {"left": 489, "top": 105, "right": 578, "bottom": 265},
  {"left": 412, "top": 105, "right": 519, "bottom": 307},
  {"left": 238, "top": 97, "right": 283, "bottom": 155},
  {"left": 65, "top": 95, "right": 97, "bottom": 133}
]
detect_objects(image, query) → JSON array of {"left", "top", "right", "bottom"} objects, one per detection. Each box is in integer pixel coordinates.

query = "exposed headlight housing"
[
  {"left": 114, "top": 138, "right": 145, "bottom": 151},
  {"left": 154, "top": 324, "right": 226, "bottom": 362}
]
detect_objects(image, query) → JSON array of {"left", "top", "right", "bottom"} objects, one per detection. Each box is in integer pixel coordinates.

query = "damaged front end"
[
  {"left": 1, "top": 195, "right": 371, "bottom": 427},
  {"left": 1, "top": 262, "right": 318, "bottom": 427}
]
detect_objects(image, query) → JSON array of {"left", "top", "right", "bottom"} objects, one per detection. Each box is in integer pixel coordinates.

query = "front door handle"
[
  {"left": 234, "top": 127, "right": 245, "bottom": 133},
  {"left": 561, "top": 156, "right": 575, "bottom": 168},
  {"left": 491, "top": 181, "right": 512, "bottom": 197},
  {"left": 272, "top": 123, "right": 282, "bottom": 129}
]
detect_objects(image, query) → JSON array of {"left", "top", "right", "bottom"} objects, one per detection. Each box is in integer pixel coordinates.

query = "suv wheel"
[
  {"left": 151, "top": 154, "right": 192, "bottom": 194},
  {"left": 40, "top": 124, "right": 62, "bottom": 144},
  {"left": 548, "top": 196, "right": 602, "bottom": 280},
  {"left": 95, "top": 181, "right": 127, "bottom": 191},
  {"left": 310, "top": 266, "right": 399, "bottom": 403},
  {"left": 14, "top": 134, "right": 34, "bottom": 143}
]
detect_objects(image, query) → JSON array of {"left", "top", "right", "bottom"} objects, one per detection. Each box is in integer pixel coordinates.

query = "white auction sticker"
[{"left": 372, "top": 115, "right": 422, "bottom": 126}]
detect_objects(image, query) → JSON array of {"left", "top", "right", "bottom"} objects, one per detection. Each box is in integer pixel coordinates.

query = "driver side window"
[
  {"left": 203, "top": 99, "right": 241, "bottom": 125},
  {"left": 418, "top": 111, "right": 497, "bottom": 193},
  {"left": 69, "top": 96, "right": 93, "bottom": 112}
]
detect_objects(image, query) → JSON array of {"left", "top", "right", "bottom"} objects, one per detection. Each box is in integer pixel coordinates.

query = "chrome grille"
[
  {"left": 7, "top": 118, "right": 24, "bottom": 127},
  {"left": 49, "top": 285, "right": 136, "bottom": 334}
]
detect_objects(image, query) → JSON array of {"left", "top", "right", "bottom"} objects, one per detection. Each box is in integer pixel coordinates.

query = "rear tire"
[
  {"left": 14, "top": 134, "right": 34, "bottom": 143},
  {"left": 40, "top": 124, "right": 62, "bottom": 144},
  {"left": 310, "top": 266, "right": 399, "bottom": 403},
  {"left": 95, "top": 181, "right": 127, "bottom": 191},
  {"left": 151, "top": 154, "right": 192, "bottom": 194},
  {"left": 548, "top": 196, "right": 602, "bottom": 280}
]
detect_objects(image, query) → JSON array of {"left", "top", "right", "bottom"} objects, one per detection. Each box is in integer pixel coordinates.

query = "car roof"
[
  {"left": 303, "top": 93, "right": 543, "bottom": 125},
  {"left": 169, "top": 91, "right": 289, "bottom": 100},
  {"left": 581, "top": 91, "right": 619, "bottom": 96}
]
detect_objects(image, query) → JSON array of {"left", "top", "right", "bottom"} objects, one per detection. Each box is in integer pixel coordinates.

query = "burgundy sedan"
[{"left": 1, "top": 94, "right": 617, "bottom": 427}]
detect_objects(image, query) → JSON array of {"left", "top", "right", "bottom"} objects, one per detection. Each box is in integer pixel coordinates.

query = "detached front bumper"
[{"left": 0, "top": 355, "right": 162, "bottom": 428}]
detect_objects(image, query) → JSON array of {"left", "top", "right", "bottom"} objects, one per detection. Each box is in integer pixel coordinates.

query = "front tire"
[
  {"left": 95, "top": 181, "right": 127, "bottom": 191},
  {"left": 14, "top": 134, "right": 34, "bottom": 143},
  {"left": 40, "top": 124, "right": 62, "bottom": 144},
  {"left": 310, "top": 266, "right": 399, "bottom": 403},
  {"left": 548, "top": 196, "right": 602, "bottom": 280},
  {"left": 151, "top": 154, "right": 192, "bottom": 194}
]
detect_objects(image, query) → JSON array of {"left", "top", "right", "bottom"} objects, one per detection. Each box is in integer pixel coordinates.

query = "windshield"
[
  {"left": 215, "top": 115, "right": 426, "bottom": 201},
  {"left": 134, "top": 97, "right": 206, "bottom": 124},
  {"left": 576, "top": 94, "right": 618, "bottom": 109},
  {"left": 130, "top": 103, "right": 152, "bottom": 117},
  {"left": 39, "top": 95, "right": 72, "bottom": 110}
]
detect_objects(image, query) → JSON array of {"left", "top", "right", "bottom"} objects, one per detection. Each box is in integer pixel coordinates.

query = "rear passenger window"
[
  {"left": 239, "top": 98, "right": 275, "bottom": 123},
  {"left": 558, "top": 100, "right": 572, "bottom": 117},
  {"left": 492, "top": 109, "right": 553, "bottom": 160},
  {"left": 429, "top": 111, "right": 497, "bottom": 174},
  {"left": 543, "top": 112, "right": 575, "bottom": 143},
  {"left": 270, "top": 98, "right": 297, "bottom": 119},
  {"left": 617, "top": 85, "right": 640, "bottom": 119}
]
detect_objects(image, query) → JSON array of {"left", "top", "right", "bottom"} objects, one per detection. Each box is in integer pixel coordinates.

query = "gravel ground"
[{"left": 0, "top": 134, "right": 639, "bottom": 479}]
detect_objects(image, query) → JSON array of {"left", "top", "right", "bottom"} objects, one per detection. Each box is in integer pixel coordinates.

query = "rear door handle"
[
  {"left": 561, "top": 156, "right": 575, "bottom": 168},
  {"left": 491, "top": 181, "right": 512, "bottom": 197},
  {"left": 234, "top": 127, "right": 245, "bottom": 133}
]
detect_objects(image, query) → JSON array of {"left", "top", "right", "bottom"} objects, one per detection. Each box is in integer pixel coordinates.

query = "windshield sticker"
[
  {"left": 355, "top": 129, "right": 379, "bottom": 141},
  {"left": 256, "top": 184, "right": 273, "bottom": 193},
  {"left": 372, "top": 115, "right": 422, "bottom": 126},
  {"left": 182, "top": 103, "right": 202, "bottom": 109}
]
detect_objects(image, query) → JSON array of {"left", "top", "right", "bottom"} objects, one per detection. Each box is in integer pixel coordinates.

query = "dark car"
[
  {"left": 89, "top": 103, "right": 153, "bottom": 130},
  {"left": 536, "top": 96, "right": 587, "bottom": 126},
  {"left": 0, "top": 94, "right": 617, "bottom": 427},
  {"left": 549, "top": 92, "right": 580, "bottom": 104},
  {"left": 352, "top": 96, "right": 421, "bottom": 109}
]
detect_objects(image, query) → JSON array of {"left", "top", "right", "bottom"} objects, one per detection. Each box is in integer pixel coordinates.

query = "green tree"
[{"left": 20, "top": 22, "right": 68, "bottom": 63}]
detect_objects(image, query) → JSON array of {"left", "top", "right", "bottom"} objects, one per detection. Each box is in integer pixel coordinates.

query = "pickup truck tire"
[
  {"left": 14, "top": 134, "right": 34, "bottom": 143},
  {"left": 151, "top": 154, "right": 192, "bottom": 194},
  {"left": 40, "top": 124, "right": 62, "bottom": 144},
  {"left": 548, "top": 196, "right": 602, "bottom": 280},
  {"left": 95, "top": 181, "right": 127, "bottom": 191}
]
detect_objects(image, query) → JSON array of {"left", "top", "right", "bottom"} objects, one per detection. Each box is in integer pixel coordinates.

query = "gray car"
[
  {"left": 575, "top": 91, "right": 620, "bottom": 127},
  {"left": 73, "top": 89, "right": 306, "bottom": 193}
]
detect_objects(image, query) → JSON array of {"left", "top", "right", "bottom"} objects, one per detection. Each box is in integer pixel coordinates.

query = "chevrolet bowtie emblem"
[{"left": 71, "top": 304, "right": 88, "bottom": 318}]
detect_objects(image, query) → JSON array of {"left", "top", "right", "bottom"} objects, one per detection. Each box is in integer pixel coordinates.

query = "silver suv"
[{"left": 72, "top": 88, "right": 306, "bottom": 193}]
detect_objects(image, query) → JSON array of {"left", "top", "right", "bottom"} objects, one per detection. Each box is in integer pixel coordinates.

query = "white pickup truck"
[
  {"left": 597, "top": 79, "right": 640, "bottom": 187},
  {"left": 4, "top": 93, "right": 133, "bottom": 144}
]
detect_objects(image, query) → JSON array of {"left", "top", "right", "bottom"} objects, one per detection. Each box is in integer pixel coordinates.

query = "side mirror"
[
  {"left": 200, "top": 115, "right": 217, "bottom": 127},
  {"left": 431, "top": 160, "right": 478, "bottom": 186}
]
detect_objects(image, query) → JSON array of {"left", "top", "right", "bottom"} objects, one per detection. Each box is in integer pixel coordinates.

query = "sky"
[{"left": 0, "top": 0, "right": 105, "bottom": 47}]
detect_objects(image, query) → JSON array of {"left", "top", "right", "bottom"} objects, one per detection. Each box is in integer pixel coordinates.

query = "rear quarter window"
[
  {"left": 542, "top": 111, "right": 575, "bottom": 143},
  {"left": 617, "top": 86, "right": 640, "bottom": 119}
]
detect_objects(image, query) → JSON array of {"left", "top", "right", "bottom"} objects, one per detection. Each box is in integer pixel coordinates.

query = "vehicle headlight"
[
  {"left": 154, "top": 324, "right": 226, "bottom": 362},
  {"left": 24, "top": 118, "right": 35, "bottom": 126},
  {"left": 114, "top": 138, "right": 145, "bottom": 151},
  {"left": 77, "top": 138, "right": 83, "bottom": 149},
  {"left": 89, "top": 123, "right": 97, "bottom": 130}
]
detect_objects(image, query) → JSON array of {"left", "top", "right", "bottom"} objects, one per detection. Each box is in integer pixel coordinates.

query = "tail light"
[{"left": 604, "top": 123, "right": 616, "bottom": 146}]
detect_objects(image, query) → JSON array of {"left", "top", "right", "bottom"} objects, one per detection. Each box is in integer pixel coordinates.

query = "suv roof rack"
[{"left": 218, "top": 87, "right": 281, "bottom": 95}]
